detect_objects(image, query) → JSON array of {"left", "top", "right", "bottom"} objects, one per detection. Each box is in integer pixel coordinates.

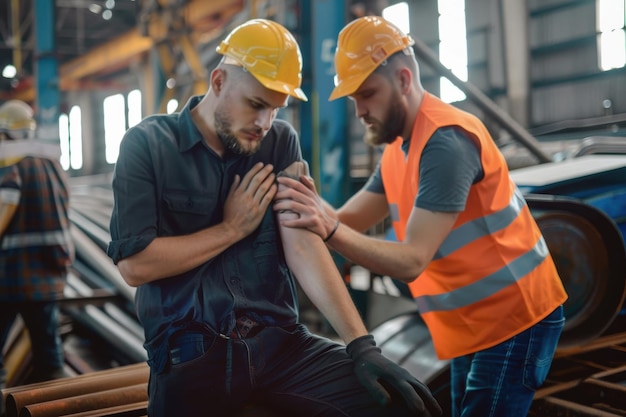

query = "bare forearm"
[
  {"left": 279, "top": 223, "right": 368, "bottom": 343},
  {"left": 118, "top": 222, "right": 244, "bottom": 286},
  {"left": 328, "top": 223, "right": 428, "bottom": 282},
  {"left": 336, "top": 190, "right": 389, "bottom": 233}
]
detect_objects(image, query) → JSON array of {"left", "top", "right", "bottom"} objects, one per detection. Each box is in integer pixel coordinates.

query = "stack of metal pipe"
[
  {"left": 2, "top": 363, "right": 149, "bottom": 417},
  {"left": 2, "top": 173, "right": 148, "bottom": 413},
  {"left": 62, "top": 174, "right": 146, "bottom": 368}
]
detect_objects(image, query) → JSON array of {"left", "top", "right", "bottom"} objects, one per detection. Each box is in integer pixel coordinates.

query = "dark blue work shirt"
[{"left": 107, "top": 96, "right": 302, "bottom": 373}]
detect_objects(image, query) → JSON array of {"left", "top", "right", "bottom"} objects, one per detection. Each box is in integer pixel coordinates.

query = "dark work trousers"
[
  {"left": 0, "top": 301, "right": 65, "bottom": 383},
  {"left": 148, "top": 324, "right": 422, "bottom": 417}
]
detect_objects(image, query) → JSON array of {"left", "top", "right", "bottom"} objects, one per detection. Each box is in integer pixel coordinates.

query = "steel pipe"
[
  {"left": 69, "top": 209, "right": 111, "bottom": 251},
  {"left": 18, "top": 383, "right": 148, "bottom": 417},
  {"left": 70, "top": 225, "right": 135, "bottom": 302},
  {"left": 3, "top": 327, "right": 31, "bottom": 388},
  {"left": 62, "top": 285, "right": 147, "bottom": 363},
  {"left": 60, "top": 401, "right": 148, "bottom": 417},
  {"left": 5, "top": 365, "right": 148, "bottom": 417}
]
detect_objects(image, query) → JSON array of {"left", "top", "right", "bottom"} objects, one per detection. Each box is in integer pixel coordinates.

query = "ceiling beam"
[
  {"left": 4, "top": 0, "right": 243, "bottom": 101},
  {"left": 59, "top": 28, "right": 153, "bottom": 82},
  {"left": 61, "top": 0, "right": 243, "bottom": 81}
]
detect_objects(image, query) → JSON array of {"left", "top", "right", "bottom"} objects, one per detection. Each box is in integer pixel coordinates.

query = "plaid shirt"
[{"left": 0, "top": 156, "right": 73, "bottom": 301}]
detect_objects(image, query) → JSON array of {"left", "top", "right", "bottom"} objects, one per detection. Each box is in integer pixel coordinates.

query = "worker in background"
[
  {"left": 273, "top": 16, "right": 568, "bottom": 417},
  {"left": 0, "top": 100, "right": 73, "bottom": 401},
  {"left": 107, "top": 19, "right": 441, "bottom": 417}
]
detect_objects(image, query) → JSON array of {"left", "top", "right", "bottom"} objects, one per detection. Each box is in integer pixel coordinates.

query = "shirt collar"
[{"left": 177, "top": 95, "right": 205, "bottom": 153}]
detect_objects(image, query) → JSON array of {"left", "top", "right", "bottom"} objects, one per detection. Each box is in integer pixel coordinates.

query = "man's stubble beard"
[
  {"left": 214, "top": 105, "right": 262, "bottom": 157},
  {"left": 363, "top": 93, "right": 405, "bottom": 147}
]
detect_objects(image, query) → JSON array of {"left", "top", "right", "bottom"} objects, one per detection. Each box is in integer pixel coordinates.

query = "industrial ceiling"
[
  {"left": 0, "top": 0, "right": 247, "bottom": 103},
  {"left": 0, "top": 0, "right": 139, "bottom": 96}
]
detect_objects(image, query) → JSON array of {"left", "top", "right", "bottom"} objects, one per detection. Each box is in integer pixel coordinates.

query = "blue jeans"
[
  {"left": 148, "top": 324, "right": 426, "bottom": 417},
  {"left": 0, "top": 301, "right": 65, "bottom": 383},
  {"left": 450, "top": 305, "right": 564, "bottom": 417}
]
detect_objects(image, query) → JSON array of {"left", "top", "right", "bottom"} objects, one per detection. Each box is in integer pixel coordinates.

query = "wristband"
[{"left": 323, "top": 220, "right": 340, "bottom": 242}]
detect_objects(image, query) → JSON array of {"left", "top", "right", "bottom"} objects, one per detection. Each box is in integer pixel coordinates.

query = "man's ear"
[
  {"left": 210, "top": 68, "right": 226, "bottom": 96},
  {"left": 398, "top": 67, "right": 412, "bottom": 94}
]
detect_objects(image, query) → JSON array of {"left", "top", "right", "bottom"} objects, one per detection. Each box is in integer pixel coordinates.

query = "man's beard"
[
  {"left": 215, "top": 106, "right": 262, "bottom": 156},
  {"left": 363, "top": 96, "right": 405, "bottom": 146}
]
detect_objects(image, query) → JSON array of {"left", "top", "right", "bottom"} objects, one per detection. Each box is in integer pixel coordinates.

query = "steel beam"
[
  {"left": 301, "top": 0, "right": 350, "bottom": 208},
  {"left": 501, "top": 0, "right": 530, "bottom": 127},
  {"left": 410, "top": 35, "right": 553, "bottom": 163},
  {"left": 33, "top": 0, "right": 60, "bottom": 141},
  {"left": 59, "top": 29, "right": 153, "bottom": 83}
]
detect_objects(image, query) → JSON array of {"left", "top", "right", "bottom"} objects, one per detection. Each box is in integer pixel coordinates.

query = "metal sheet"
[{"left": 511, "top": 155, "right": 626, "bottom": 187}]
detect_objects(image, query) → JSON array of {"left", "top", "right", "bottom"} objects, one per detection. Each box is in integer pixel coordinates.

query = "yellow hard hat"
[
  {"left": 216, "top": 19, "right": 308, "bottom": 102},
  {"left": 0, "top": 99, "right": 36, "bottom": 139},
  {"left": 329, "top": 16, "right": 415, "bottom": 101}
]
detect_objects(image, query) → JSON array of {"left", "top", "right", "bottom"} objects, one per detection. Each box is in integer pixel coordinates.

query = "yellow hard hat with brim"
[
  {"left": 329, "top": 16, "right": 414, "bottom": 101},
  {"left": 216, "top": 19, "right": 308, "bottom": 102}
]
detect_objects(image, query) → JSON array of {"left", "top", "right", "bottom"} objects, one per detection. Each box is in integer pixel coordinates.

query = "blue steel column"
[
  {"left": 296, "top": 2, "right": 313, "bottom": 170},
  {"left": 34, "top": 0, "right": 60, "bottom": 142},
  {"left": 300, "top": 1, "right": 349, "bottom": 208},
  {"left": 297, "top": 1, "right": 364, "bottom": 318},
  {"left": 149, "top": 46, "right": 168, "bottom": 115}
]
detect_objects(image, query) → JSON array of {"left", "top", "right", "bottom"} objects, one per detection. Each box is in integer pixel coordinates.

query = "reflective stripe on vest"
[
  {"left": 434, "top": 186, "right": 525, "bottom": 260},
  {"left": 0, "top": 188, "right": 20, "bottom": 205},
  {"left": 416, "top": 236, "right": 548, "bottom": 313},
  {"left": 0, "top": 140, "right": 61, "bottom": 168},
  {"left": 2, "top": 229, "right": 70, "bottom": 250}
]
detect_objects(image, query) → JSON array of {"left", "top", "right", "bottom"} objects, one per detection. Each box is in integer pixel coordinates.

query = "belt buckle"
[{"left": 234, "top": 315, "right": 259, "bottom": 338}]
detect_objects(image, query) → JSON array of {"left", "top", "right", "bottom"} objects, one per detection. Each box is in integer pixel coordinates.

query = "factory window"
[
  {"left": 383, "top": 1, "right": 468, "bottom": 103},
  {"left": 438, "top": 0, "right": 468, "bottom": 103},
  {"left": 104, "top": 90, "right": 142, "bottom": 164},
  {"left": 59, "top": 114, "right": 70, "bottom": 171},
  {"left": 167, "top": 99, "right": 179, "bottom": 114},
  {"left": 383, "top": 2, "right": 410, "bottom": 34},
  {"left": 58, "top": 105, "right": 83, "bottom": 171},
  {"left": 127, "top": 89, "right": 142, "bottom": 128},
  {"left": 597, "top": 0, "right": 626, "bottom": 70},
  {"left": 103, "top": 93, "right": 126, "bottom": 164}
]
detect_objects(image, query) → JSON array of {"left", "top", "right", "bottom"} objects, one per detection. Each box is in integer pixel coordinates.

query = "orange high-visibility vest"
[{"left": 380, "top": 93, "right": 567, "bottom": 360}]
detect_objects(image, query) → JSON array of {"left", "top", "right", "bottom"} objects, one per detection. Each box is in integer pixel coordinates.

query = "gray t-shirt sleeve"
[
  {"left": 363, "top": 127, "right": 483, "bottom": 212},
  {"left": 364, "top": 158, "right": 385, "bottom": 194},
  {"left": 416, "top": 126, "right": 483, "bottom": 212}
]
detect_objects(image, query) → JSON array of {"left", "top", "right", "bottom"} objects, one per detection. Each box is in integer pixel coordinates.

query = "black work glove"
[{"left": 346, "top": 334, "right": 442, "bottom": 416}]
